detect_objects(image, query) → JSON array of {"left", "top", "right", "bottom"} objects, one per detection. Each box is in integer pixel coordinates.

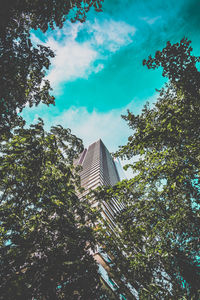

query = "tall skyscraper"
[
  {"left": 74, "top": 139, "right": 120, "bottom": 189},
  {"left": 75, "top": 139, "right": 134, "bottom": 299},
  {"left": 74, "top": 139, "right": 124, "bottom": 230}
]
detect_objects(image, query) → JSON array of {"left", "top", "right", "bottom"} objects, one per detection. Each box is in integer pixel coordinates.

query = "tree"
[
  {"left": 0, "top": 0, "right": 103, "bottom": 136},
  {"left": 94, "top": 38, "right": 200, "bottom": 299},
  {"left": 0, "top": 119, "right": 107, "bottom": 300}
]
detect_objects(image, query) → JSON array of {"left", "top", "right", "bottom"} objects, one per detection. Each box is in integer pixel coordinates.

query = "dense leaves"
[
  {"left": 0, "top": 120, "right": 106, "bottom": 300},
  {"left": 143, "top": 38, "right": 200, "bottom": 98},
  {"left": 0, "top": 2, "right": 107, "bottom": 298},
  {"left": 0, "top": 0, "right": 103, "bottom": 136},
  {"left": 95, "top": 39, "right": 200, "bottom": 299}
]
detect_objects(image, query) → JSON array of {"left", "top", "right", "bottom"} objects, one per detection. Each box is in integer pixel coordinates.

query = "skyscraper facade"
[
  {"left": 75, "top": 140, "right": 133, "bottom": 299},
  {"left": 74, "top": 139, "right": 124, "bottom": 230},
  {"left": 74, "top": 139, "right": 120, "bottom": 189}
]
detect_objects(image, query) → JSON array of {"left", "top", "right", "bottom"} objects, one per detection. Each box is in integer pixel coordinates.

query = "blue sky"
[{"left": 22, "top": 0, "right": 200, "bottom": 160}]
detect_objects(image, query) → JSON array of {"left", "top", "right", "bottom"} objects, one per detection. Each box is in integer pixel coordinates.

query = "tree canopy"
[
  {"left": 0, "top": 2, "right": 109, "bottom": 298},
  {"left": 0, "top": 120, "right": 107, "bottom": 300},
  {"left": 0, "top": 0, "right": 103, "bottom": 136},
  {"left": 95, "top": 38, "right": 200, "bottom": 299}
]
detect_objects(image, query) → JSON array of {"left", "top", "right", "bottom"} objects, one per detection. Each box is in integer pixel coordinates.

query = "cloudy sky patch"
[
  {"left": 25, "top": 0, "right": 200, "bottom": 178},
  {"left": 32, "top": 18, "right": 136, "bottom": 94}
]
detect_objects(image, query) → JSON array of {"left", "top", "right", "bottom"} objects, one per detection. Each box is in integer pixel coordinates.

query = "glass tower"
[
  {"left": 75, "top": 139, "right": 120, "bottom": 189},
  {"left": 74, "top": 140, "right": 134, "bottom": 299},
  {"left": 74, "top": 139, "right": 124, "bottom": 228}
]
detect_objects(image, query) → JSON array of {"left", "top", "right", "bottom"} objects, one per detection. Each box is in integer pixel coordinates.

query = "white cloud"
[
  {"left": 41, "top": 106, "right": 132, "bottom": 152},
  {"left": 22, "top": 94, "right": 157, "bottom": 179},
  {"left": 141, "top": 16, "right": 161, "bottom": 25},
  {"left": 46, "top": 39, "right": 97, "bottom": 86},
  {"left": 22, "top": 94, "right": 157, "bottom": 152},
  {"left": 90, "top": 19, "right": 136, "bottom": 52},
  {"left": 94, "top": 63, "right": 104, "bottom": 73},
  {"left": 31, "top": 19, "right": 136, "bottom": 92}
]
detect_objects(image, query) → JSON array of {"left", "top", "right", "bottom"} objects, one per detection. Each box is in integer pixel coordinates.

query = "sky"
[{"left": 21, "top": 0, "right": 200, "bottom": 175}]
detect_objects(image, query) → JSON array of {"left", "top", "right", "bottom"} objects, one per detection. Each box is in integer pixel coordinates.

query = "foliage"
[
  {"left": 0, "top": 120, "right": 107, "bottom": 300},
  {"left": 95, "top": 38, "right": 200, "bottom": 299},
  {"left": 0, "top": 0, "right": 103, "bottom": 136}
]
